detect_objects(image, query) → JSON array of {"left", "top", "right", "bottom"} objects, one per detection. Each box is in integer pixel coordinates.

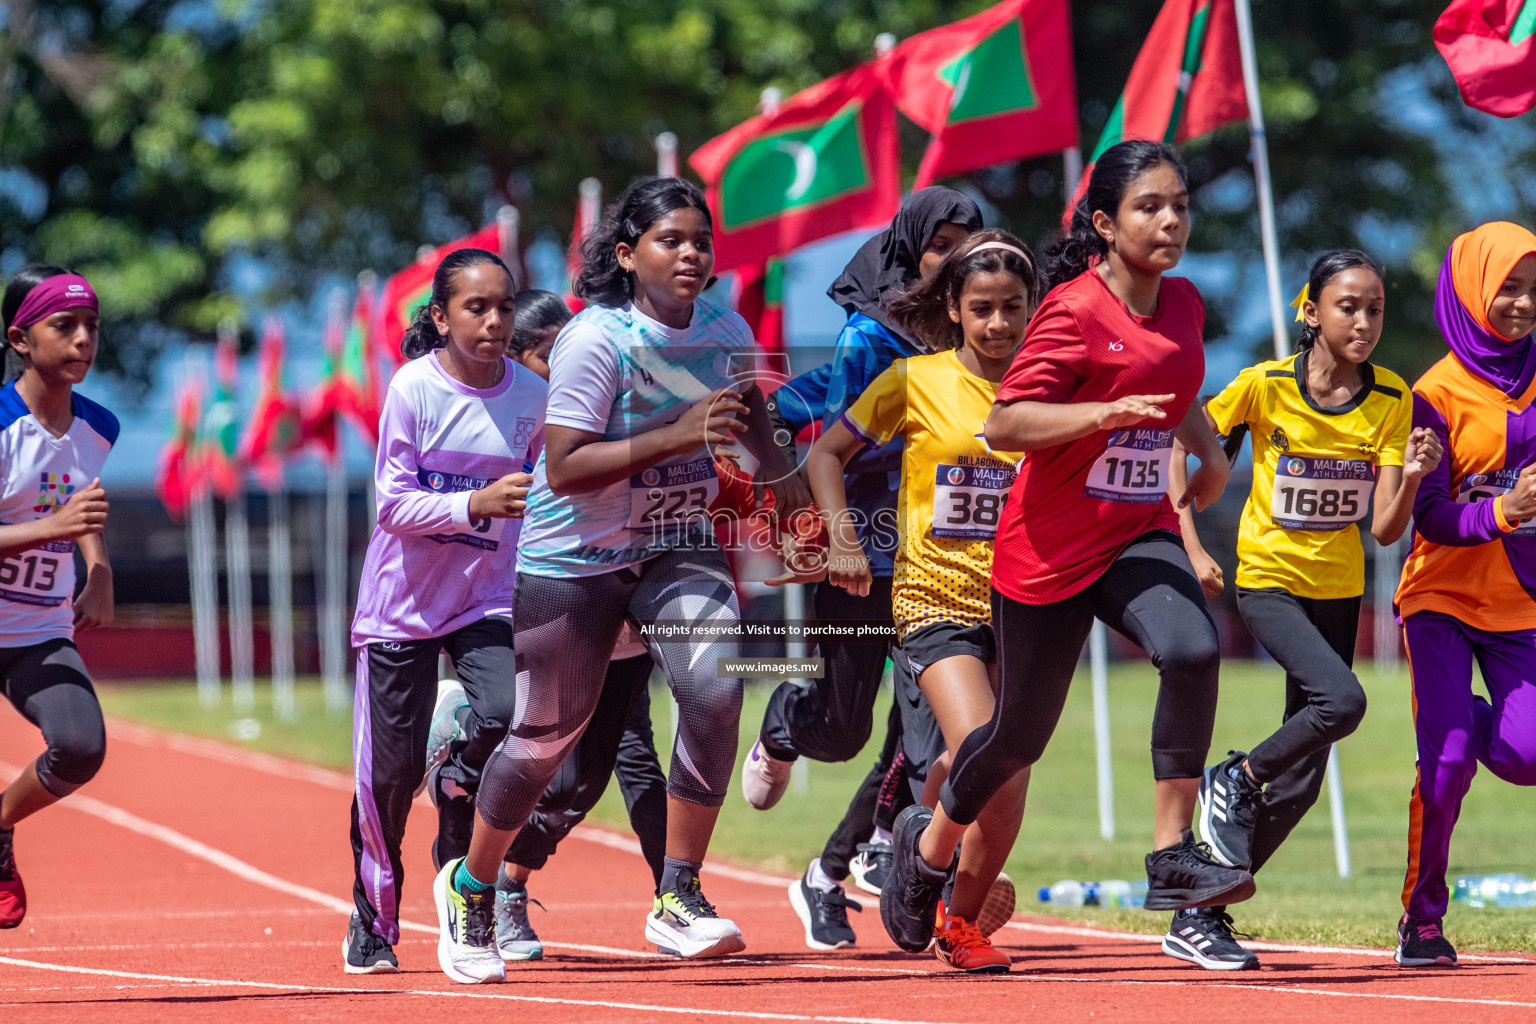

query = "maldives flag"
[
  {"left": 376, "top": 223, "right": 501, "bottom": 368},
  {"left": 1436, "top": 0, "right": 1536, "bottom": 117},
  {"left": 301, "top": 300, "right": 347, "bottom": 463},
  {"left": 338, "top": 280, "right": 382, "bottom": 445},
  {"left": 734, "top": 259, "right": 786, "bottom": 351},
  {"left": 892, "top": 0, "right": 1078, "bottom": 188},
  {"left": 155, "top": 379, "right": 203, "bottom": 520},
  {"left": 690, "top": 62, "right": 900, "bottom": 274},
  {"left": 564, "top": 179, "right": 602, "bottom": 314},
  {"left": 1067, "top": 0, "right": 1247, "bottom": 221},
  {"left": 201, "top": 329, "right": 243, "bottom": 500},
  {"left": 239, "top": 317, "right": 300, "bottom": 490}
]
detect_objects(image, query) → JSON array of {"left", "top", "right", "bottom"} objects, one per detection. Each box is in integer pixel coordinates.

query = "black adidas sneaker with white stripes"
[
  {"left": 1162, "top": 907, "right": 1259, "bottom": 971},
  {"left": 1198, "top": 750, "right": 1261, "bottom": 870}
]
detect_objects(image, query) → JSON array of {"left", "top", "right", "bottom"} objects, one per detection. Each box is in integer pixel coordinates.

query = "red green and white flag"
[
  {"left": 154, "top": 378, "right": 203, "bottom": 520},
  {"left": 1436, "top": 0, "right": 1536, "bottom": 117},
  {"left": 564, "top": 179, "right": 602, "bottom": 314},
  {"left": 338, "top": 278, "right": 382, "bottom": 444},
  {"left": 239, "top": 316, "right": 300, "bottom": 490},
  {"left": 690, "top": 62, "right": 901, "bottom": 274},
  {"left": 302, "top": 297, "right": 348, "bottom": 463},
  {"left": 734, "top": 258, "right": 786, "bottom": 352},
  {"left": 891, "top": 0, "right": 1078, "bottom": 188},
  {"left": 1066, "top": 0, "right": 1248, "bottom": 222},
  {"left": 201, "top": 328, "right": 243, "bottom": 500},
  {"left": 376, "top": 223, "right": 501, "bottom": 368}
]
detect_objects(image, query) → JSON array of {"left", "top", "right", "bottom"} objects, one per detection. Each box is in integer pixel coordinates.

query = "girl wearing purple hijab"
[{"left": 1394, "top": 221, "right": 1536, "bottom": 968}]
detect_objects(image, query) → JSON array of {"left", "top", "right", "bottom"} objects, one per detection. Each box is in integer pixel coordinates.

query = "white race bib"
[
  {"left": 931, "top": 462, "right": 1014, "bottom": 539},
  {"left": 1085, "top": 429, "right": 1174, "bottom": 504},
  {"left": 1270, "top": 455, "right": 1374, "bottom": 531},
  {"left": 1456, "top": 469, "right": 1536, "bottom": 536},
  {"left": 629, "top": 455, "right": 719, "bottom": 529},
  {"left": 419, "top": 467, "right": 506, "bottom": 550},
  {"left": 0, "top": 538, "right": 72, "bottom": 608}
]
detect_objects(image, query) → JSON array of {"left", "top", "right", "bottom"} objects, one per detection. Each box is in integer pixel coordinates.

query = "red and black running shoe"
[{"left": 0, "top": 827, "right": 25, "bottom": 929}]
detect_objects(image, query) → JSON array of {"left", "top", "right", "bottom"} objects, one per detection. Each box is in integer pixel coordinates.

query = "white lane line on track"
[
  {"left": 0, "top": 957, "right": 972, "bottom": 1024},
  {"left": 0, "top": 759, "right": 660, "bottom": 963},
  {"left": 86, "top": 734, "right": 1536, "bottom": 968}
]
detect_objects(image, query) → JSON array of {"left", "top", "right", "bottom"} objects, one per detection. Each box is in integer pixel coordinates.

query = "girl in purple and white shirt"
[{"left": 344, "top": 248, "right": 545, "bottom": 976}]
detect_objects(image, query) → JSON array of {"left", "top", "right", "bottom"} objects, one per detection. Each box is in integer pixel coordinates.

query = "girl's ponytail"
[
  {"left": 400, "top": 303, "right": 444, "bottom": 360},
  {"left": 1042, "top": 198, "right": 1106, "bottom": 291}
]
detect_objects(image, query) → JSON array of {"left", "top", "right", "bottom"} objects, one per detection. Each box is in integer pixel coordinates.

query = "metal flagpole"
[
  {"left": 190, "top": 487, "right": 221, "bottom": 707},
  {"left": 1062, "top": 147, "right": 1084, "bottom": 205},
  {"left": 1236, "top": 0, "right": 1352, "bottom": 876},
  {"left": 786, "top": 582, "right": 809, "bottom": 797},
  {"left": 655, "top": 132, "right": 679, "bottom": 178},
  {"left": 268, "top": 486, "right": 296, "bottom": 720},
  {"left": 226, "top": 493, "right": 255, "bottom": 712},
  {"left": 322, "top": 455, "right": 349, "bottom": 712},
  {"left": 1374, "top": 534, "right": 1405, "bottom": 675},
  {"left": 1089, "top": 622, "right": 1115, "bottom": 840},
  {"left": 496, "top": 206, "right": 523, "bottom": 288},
  {"left": 1233, "top": 0, "right": 1288, "bottom": 361}
]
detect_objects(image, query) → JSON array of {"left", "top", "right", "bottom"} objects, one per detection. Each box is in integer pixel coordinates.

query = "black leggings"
[
  {"left": 1236, "top": 587, "right": 1364, "bottom": 874},
  {"left": 506, "top": 654, "right": 669, "bottom": 887},
  {"left": 940, "top": 531, "right": 1220, "bottom": 826},
  {"left": 0, "top": 638, "right": 105, "bottom": 797},
  {"left": 759, "top": 578, "right": 896, "bottom": 763}
]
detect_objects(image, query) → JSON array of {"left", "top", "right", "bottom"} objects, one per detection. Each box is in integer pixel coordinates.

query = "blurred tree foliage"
[{"left": 2, "top": 0, "right": 1530, "bottom": 386}]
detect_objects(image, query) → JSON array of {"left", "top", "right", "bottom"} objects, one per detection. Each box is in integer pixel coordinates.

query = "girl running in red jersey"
[{"left": 880, "top": 141, "right": 1254, "bottom": 955}]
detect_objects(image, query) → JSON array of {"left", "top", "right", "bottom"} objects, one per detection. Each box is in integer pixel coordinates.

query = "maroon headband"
[{"left": 10, "top": 275, "right": 98, "bottom": 330}]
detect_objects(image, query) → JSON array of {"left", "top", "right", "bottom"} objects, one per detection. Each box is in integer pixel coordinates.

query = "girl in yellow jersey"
[
  {"left": 1173, "top": 249, "right": 1441, "bottom": 970},
  {"left": 805, "top": 230, "right": 1040, "bottom": 974}
]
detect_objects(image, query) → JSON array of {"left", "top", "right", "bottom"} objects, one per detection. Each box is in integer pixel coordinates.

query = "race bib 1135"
[{"left": 1085, "top": 429, "right": 1174, "bottom": 504}]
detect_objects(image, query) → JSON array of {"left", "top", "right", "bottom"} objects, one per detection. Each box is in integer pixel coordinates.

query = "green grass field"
[{"left": 96, "top": 660, "right": 1536, "bottom": 952}]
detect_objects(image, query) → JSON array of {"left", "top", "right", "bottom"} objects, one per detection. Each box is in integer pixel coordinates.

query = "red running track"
[{"left": 1, "top": 707, "right": 1535, "bottom": 1023}]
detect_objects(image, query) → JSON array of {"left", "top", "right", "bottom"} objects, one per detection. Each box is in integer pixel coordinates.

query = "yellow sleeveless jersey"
[
  {"left": 842, "top": 349, "right": 1022, "bottom": 636},
  {"left": 1207, "top": 350, "right": 1411, "bottom": 600}
]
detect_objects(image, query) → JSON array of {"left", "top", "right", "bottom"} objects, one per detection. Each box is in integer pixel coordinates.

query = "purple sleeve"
[
  {"left": 373, "top": 388, "right": 473, "bottom": 536},
  {"left": 1411, "top": 393, "right": 1503, "bottom": 547}
]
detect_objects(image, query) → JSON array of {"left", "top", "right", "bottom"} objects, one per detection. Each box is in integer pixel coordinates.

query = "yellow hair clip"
[{"left": 1290, "top": 282, "right": 1310, "bottom": 323}]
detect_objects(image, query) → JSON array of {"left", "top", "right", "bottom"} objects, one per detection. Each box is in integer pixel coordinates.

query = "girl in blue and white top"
[
  {"left": 432, "top": 177, "right": 808, "bottom": 982},
  {"left": 0, "top": 266, "right": 118, "bottom": 930}
]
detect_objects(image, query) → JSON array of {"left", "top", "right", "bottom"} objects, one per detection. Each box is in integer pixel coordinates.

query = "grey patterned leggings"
[{"left": 476, "top": 546, "right": 744, "bottom": 831}]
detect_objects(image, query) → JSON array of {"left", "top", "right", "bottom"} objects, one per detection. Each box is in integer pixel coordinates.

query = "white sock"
[
  {"left": 806, "top": 858, "right": 838, "bottom": 892},
  {"left": 872, "top": 826, "right": 894, "bottom": 845}
]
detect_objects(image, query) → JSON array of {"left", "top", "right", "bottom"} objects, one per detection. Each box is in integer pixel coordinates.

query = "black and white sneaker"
[
  {"left": 343, "top": 911, "right": 400, "bottom": 974},
  {"left": 1163, "top": 908, "right": 1260, "bottom": 971},
  {"left": 1198, "top": 751, "right": 1261, "bottom": 869},
  {"left": 880, "top": 805, "right": 951, "bottom": 953},
  {"left": 788, "top": 864, "right": 860, "bottom": 950},
  {"left": 1144, "top": 829, "right": 1256, "bottom": 911},
  {"left": 1395, "top": 914, "right": 1458, "bottom": 967},
  {"left": 849, "top": 841, "right": 893, "bottom": 896}
]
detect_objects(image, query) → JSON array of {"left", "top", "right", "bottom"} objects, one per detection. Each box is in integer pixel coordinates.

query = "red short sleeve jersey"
[{"left": 990, "top": 269, "right": 1206, "bottom": 604}]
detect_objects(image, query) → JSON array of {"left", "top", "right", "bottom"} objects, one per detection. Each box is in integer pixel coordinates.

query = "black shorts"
[{"left": 897, "top": 620, "right": 996, "bottom": 680}]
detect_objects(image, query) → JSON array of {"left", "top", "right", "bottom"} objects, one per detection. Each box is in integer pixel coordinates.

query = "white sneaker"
[
  {"left": 415, "top": 679, "right": 468, "bottom": 798},
  {"left": 433, "top": 859, "right": 506, "bottom": 984},
  {"left": 645, "top": 882, "right": 746, "bottom": 958},
  {"left": 740, "top": 738, "right": 793, "bottom": 810}
]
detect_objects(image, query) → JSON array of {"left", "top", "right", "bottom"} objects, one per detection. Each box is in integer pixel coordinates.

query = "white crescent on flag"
[{"left": 772, "top": 140, "right": 819, "bottom": 201}]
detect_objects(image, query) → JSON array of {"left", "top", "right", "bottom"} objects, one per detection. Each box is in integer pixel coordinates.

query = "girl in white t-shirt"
[
  {"left": 433, "top": 178, "right": 808, "bottom": 981},
  {"left": 0, "top": 265, "right": 118, "bottom": 930}
]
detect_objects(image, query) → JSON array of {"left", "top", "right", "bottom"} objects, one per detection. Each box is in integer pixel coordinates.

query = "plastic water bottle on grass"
[
  {"left": 1453, "top": 873, "right": 1533, "bottom": 907},
  {"left": 1097, "top": 880, "right": 1133, "bottom": 908},
  {"left": 1038, "top": 880, "right": 1085, "bottom": 907}
]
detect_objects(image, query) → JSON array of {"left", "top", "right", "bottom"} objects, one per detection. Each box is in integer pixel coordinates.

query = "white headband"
[{"left": 968, "top": 241, "right": 1030, "bottom": 261}]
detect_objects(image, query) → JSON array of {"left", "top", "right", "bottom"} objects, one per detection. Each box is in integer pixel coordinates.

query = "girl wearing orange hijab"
[{"left": 1394, "top": 221, "right": 1536, "bottom": 967}]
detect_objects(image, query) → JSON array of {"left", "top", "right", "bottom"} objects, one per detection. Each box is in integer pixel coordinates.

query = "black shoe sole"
[{"left": 1144, "top": 873, "right": 1256, "bottom": 912}]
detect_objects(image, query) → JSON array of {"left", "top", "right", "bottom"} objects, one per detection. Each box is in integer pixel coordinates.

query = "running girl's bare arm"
[
  {"left": 983, "top": 394, "right": 1176, "bottom": 451},
  {"left": 543, "top": 387, "right": 749, "bottom": 496},
  {"left": 73, "top": 531, "right": 113, "bottom": 630},
  {"left": 0, "top": 478, "right": 106, "bottom": 560},
  {"left": 1168, "top": 439, "right": 1225, "bottom": 599},
  {"left": 1371, "top": 427, "right": 1443, "bottom": 545},
  {"left": 805, "top": 418, "right": 870, "bottom": 596},
  {"left": 1173, "top": 402, "right": 1230, "bottom": 512},
  {"left": 734, "top": 386, "right": 812, "bottom": 516}
]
